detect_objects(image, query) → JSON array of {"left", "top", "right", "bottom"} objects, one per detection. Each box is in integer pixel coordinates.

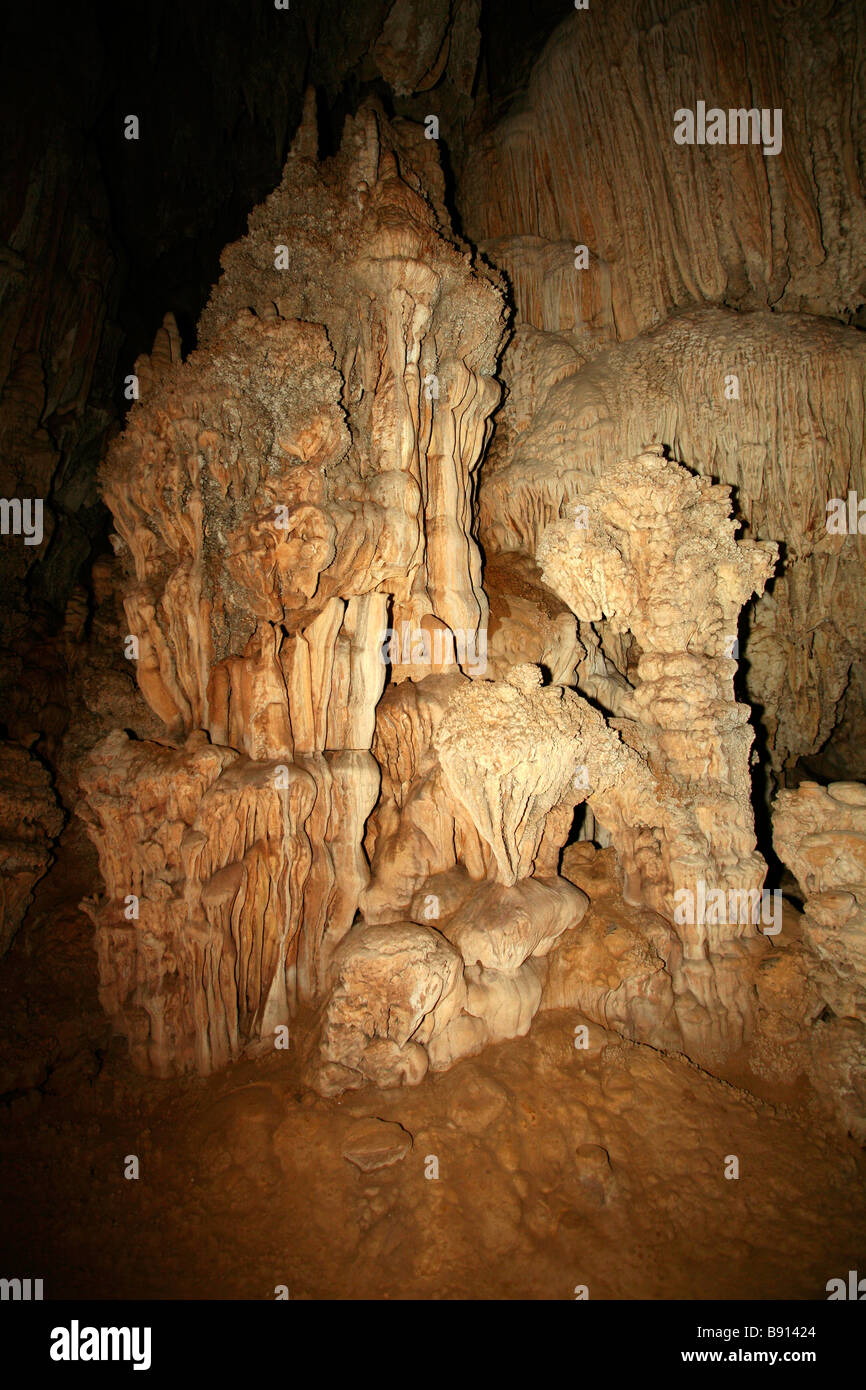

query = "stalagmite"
[
  {"left": 75, "top": 83, "right": 858, "bottom": 1101},
  {"left": 80, "top": 101, "right": 510, "bottom": 1079},
  {"left": 774, "top": 782, "right": 866, "bottom": 1024},
  {"left": 770, "top": 781, "right": 866, "bottom": 1138},
  {"left": 538, "top": 450, "right": 778, "bottom": 1058}
]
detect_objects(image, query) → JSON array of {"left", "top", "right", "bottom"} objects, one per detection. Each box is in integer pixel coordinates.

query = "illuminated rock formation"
[
  {"left": 774, "top": 782, "right": 866, "bottom": 1024},
  {"left": 79, "top": 729, "right": 379, "bottom": 1075},
  {"left": 79, "top": 100, "right": 509, "bottom": 1078},
  {"left": 102, "top": 97, "right": 505, "bottom": 751},
  {"left": 310, "top": 664, "right": 594, "bottom": 1091},
  {"left": 482, "top": 311, "right": 866, "bottom": 778},
  {"left": 537, "top": 450, "right": 777, "bottom": 1057},
  {"left": 544, "top": 845, "right": 682, "bottom": 1054},
  {"left": 770, "top": 781, "right": 866, "bottom": 1139},
  {"left": 72, "top": 9, "right": 863, "bottom": 1105},
  {"left": 462, "top": 0, "right": 866, "bottom": 786},
  {"left": 538, "top": 450, "right": 777, "bottom": 925}
]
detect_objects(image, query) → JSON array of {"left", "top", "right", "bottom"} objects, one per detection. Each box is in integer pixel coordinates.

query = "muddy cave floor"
[{"left": 0, "top": 824, "right": 864, "bottom": 1301}]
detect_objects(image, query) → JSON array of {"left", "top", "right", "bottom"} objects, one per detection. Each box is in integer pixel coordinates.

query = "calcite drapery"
[
  {"left": 105, "top": 97, "right": 505, "bottom": 751},
  {"left": 461, "top": 2, "right": 866, "bottom": 342},
  {"left": 79, "top": 729, "right": 381, "bottom": 1074},
  {"left": 458, "top": 0, "right": 866, "bottom": 785}
]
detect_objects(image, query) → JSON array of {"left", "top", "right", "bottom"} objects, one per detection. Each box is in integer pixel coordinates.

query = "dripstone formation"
[
  {"left": 76, "top": 73, "right": 865, "bottom": 1134},
  {"left": 80, "top": 101, "right": 510, "bottom": 1080}
]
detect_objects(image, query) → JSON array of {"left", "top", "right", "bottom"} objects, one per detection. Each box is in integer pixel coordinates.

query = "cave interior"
[{"left": 1, "top": 0, "right": 865, "bottom": 1303}]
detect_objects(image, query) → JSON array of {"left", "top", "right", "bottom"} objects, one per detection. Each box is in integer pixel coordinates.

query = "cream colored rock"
[
  {"left": 433, "top": 664, "right": 620, "bottom": 886},
  {"left": 534, "top": 457, "right": 778, "bottom": 1060},
  {"left": 103, "top": 101, "right": 505, "bottom": 754},
  {"left": 78, "top": 729, "right": 378, "bottom": 1075},
  {"left": 81, "top": 102, "right": 508, "bottom": 1081},
  {"left": 307, "top": 920, "right": 466, "bottom": 1094},
  {"left": 807, "top": 1017, "right": 866, "bottom": 1144},
  {"left": 542, "top": 900, "right": 681, "bottom": 1053},
  {"left": 538, "top": 450, "right": 776, "bottom": 956},
  {"left": 484, "top": 551, "right": 583, "bottom": 687},
  {"left": 72, "top": 54, "right": 859, "bottom": 1119},
  {"left": 425, "top": 1010, "right": 490, "bottom": 1071},
  {"left": 465, "top": 958, "right": 546, "bottom": 1042},
  {"left": 439, "top": 876, "right": 588, "bottom": 972},
  {"left": 774, "top": 781, "right": 866, "bottom": 1020},
  {"left": 362, "top": 673, "right": 490, "bottom": 921},
  {"left": 483, "top": 310, "right": 866, "bottom": 777}
]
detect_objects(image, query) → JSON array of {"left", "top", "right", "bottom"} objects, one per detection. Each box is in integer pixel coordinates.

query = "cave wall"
[{"left": 461, "top": 0, "right": 866, "bottom": 339}]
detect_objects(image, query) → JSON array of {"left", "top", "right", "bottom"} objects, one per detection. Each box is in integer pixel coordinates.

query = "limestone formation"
[
  {"left": 309, "top": 662, "right": 595, "bottom": 1090},
  {"left": 79, "top": 101, "right": 525, "bottom": 1082},
  {"left": 79, "top": 728, "right": 379, "bottom": 1075},
  {"left": 483, "top": 311, "right": 866, "bottom": 778},
  {"left": 62, "top": 9, "right": 863, "bottom": 1131},
  {"left": 774, "top": 782, "right": 866, "bottom": 1024},
  {"left": 771, "top": 782, "right": 866, "bottom": 1138},
  {"left": 534, "top": 451, "right": 778, "bottom": 1059},
  {"left": 543, "top": 846, "right": 682, "bottom": 1054},
  {"left": 463, "top": 1, "right": 866, "bottom": 791},
  {"left": 462, "top": 2, "right": 866, "bottom": 342},
  {"left": 538, "top": 450, "right": 776, "bottom": 930},
  {"left": 7, "top": 0, "right": 866, "bottom": 1313}
]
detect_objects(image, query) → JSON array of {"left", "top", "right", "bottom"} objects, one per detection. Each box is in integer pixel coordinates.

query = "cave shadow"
[{"left": 735, "top": 562, "right": 787, "bottom": 891}]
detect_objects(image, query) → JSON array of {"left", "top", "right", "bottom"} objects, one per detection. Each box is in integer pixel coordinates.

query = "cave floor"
[{"left": 0, "top": 824, "right": 863, "bottom": 1301}]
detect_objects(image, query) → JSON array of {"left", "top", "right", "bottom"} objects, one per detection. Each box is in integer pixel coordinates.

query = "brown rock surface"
[
  {"left": 0, "top": 742, "right": 63, "bottom": 956},
  {"left": 340, "top": 1117, "right": 413, "bottom": 1171}
]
